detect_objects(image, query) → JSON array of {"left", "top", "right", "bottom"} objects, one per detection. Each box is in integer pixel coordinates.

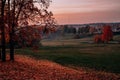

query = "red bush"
[
  {"left": 102, "top": 25, "right": 113, "bottom": 43},
  {"left": 94, "top": 25, "right": 113, "bottom": 43}
]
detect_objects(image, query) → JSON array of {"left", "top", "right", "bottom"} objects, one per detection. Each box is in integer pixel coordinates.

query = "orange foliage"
[
  {"left": 0, "top": 55, "right": 119, "bottom": 80},
  {"left": 102, "top": 25, "right": 113, "bottom": 43},
  {"left": 94, "top": 25, "right": 113, "bottom": 43},
  {"left": 14, "top": 26, "right": 42, "bottom": 48}
]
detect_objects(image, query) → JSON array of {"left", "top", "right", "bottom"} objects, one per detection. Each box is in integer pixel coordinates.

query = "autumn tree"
[
  {"left": 102, "top": 25, "right": 113, "bottom": 43},
  {"left": 0, "top": 0, "right": 56, "bottom": 61},
  {"left": 14, "top": 26, "right": 42, "bottom": 48},
  {"left": 94, "top": 25, "right": 113, "bottom": 43}
]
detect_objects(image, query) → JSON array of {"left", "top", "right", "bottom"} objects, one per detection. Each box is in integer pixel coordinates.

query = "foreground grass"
[
  {"left": 15, "top": 43, "right": 120, "bottom": 74},
  {"left": 1, "top": 55, "right": 120, "bottom": 80}
]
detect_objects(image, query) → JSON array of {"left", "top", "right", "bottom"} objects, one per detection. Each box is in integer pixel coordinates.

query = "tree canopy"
[{"left": 0, "top": 0, "right": 56, "bottom": 61}]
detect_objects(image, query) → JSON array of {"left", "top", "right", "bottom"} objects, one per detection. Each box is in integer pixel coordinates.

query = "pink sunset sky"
[{"left": 48, "top": 0, "right": 120, "bottom": 24}]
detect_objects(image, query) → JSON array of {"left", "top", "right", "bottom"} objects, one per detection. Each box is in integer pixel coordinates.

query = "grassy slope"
[
  {"left": 15, "top": 35, "right": 120, "bottom": 74},
  {"left": 1, "top": 55, "right": 120, "bottom": 80}
]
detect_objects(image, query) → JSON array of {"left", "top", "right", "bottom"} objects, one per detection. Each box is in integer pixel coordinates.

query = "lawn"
[{"left": 15, "top": 36, "right": 120, "bottom": 74}]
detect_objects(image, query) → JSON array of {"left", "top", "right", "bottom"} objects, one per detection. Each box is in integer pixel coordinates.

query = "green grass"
[{"left": 15, "top": 43, "right": 120, "bottom": 74}]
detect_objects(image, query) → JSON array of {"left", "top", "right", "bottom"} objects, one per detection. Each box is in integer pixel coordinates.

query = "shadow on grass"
[{"left": 15, "top": 45, "right": 120, "bottom": 74}]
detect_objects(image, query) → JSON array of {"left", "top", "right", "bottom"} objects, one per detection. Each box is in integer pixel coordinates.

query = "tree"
[
  {"left": 14, "top": 26, "right": 42, "bottom": 48},
  {"left": 94, "top": 25, "right": 113, "bottom": 43},
  {"left": 78, "top": 27, "right": 84, "bottom": 34},
  {"left": 63, "top": 25, "right": 69, "bottom": 33},
  {"left": 89, "top": 27, "right": 95, "bottom": 35},
  {"left": 84, "top": 25, "right": 90, "bottom": 33},
  {"left": 0, "top": 0, "right": 56, "bottom": 61},
  {"left": 102, "top": 25, "right": 113, "bottom": 43},
  {"left": 72, "top": 27, "right": 76, "bottom": 34},
  {"left": 0, "top": 0, "right": 7, "bottom": 61}
]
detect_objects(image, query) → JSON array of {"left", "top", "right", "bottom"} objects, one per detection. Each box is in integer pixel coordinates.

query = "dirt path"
[{"left": 0, "top": 55, "right": 120, "bottom": 80}]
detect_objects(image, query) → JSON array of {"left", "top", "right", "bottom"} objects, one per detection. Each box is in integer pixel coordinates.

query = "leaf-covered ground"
[{"left": 0, "top": 55, "right": 120, "bottom": 80}]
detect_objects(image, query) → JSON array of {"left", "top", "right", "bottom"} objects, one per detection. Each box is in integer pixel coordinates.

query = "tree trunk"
[
  {"left": 10, "top": 37, "right": 14, "bottom": 61},
  {"left": 0, "top": 48, "right": 1, "bottom": 59},
  {"left": 1, "top": 0, "right": 6, "bottom": 62},
  {"left": 9, "top": 0, "right": 15, "bottom": 61}
]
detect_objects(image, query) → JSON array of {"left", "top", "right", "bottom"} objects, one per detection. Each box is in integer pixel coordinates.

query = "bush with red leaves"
[
  {"left": 102, "top": 25, "right": 113, "bottom": 43},
  {"left": 94, "top": 25, "right": 113, "bottom": 43}
]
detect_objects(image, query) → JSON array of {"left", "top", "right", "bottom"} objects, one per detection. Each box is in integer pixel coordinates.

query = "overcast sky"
[{"left": 48, "top": 0, "right": 120, "bottom": 24}]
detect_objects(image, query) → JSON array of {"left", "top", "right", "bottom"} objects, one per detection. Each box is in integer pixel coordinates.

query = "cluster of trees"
[
  {"left": 78, "top": 25, "right": 90, "bottom": 34},
  {"left": 63, "top": 25, "right": 76, "bottom": 34},
  {"left": 63, "top": 25, "right": 91, "bottom": 35},
  {"left": 14, "top": 26, "right": 41, "bottom": 48},
  {"left": 94, "top": 25, "right": 113, "bottom": 43},
  {"left": 62, "top": 24, "right": 113, "bottom": 43},
  {"left": 0, "top": 0, "right": 56, "bottom": 61}
]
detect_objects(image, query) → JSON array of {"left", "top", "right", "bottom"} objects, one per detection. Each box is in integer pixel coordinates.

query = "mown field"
[{"left": 15, "top": 35, "right": 120, "bottom": 74}]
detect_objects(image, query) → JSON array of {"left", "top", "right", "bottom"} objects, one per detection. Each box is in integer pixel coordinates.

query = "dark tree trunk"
[
  {"left": 0, "top": 48, "right": 1, "bottom": 59},
  {"left": 1, "top": 0, "right": 6, "bottom": 62},
  {"left": 9, "top": 0, "right": 15, "bottom": 61},
  {"left": 9, "top": 27, "right": 15, "bottom": 61},
  {"left": 10, "top": 36, "right": 14, "bottom": 61}
]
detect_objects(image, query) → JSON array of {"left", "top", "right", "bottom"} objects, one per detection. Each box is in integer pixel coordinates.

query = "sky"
[{"left": 48, "top": 0, "right": 120, "bottom": 24}]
